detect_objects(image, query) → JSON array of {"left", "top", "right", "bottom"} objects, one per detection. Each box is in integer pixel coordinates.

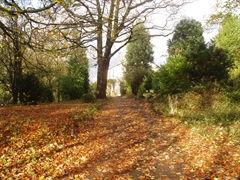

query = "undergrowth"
[
  {"left": 73, "top": 99, "right": 107, "bottom": 121},
  {"left": 152, "top": 88, "right": 240, "bottom": 141},
  {"left": 73, "top": 105, "right": 96, "bottom": 121},
  {"left": 178, "top": 89, "right": 240, "bottom": 126}
]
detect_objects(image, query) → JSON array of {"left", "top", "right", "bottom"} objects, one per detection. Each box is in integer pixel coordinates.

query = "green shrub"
[
  {"left": 152, "top": 55, "right": 192, "bottom": 96},
  {"left": 137, "top": 74, "right": 153, "bottom": 99},
  {"left": 177, "top": 88, "right": 240, "bottom": 126},
  {"left": 120, "top": 82, "right": 126, "bottom": 96},
  {"left": 227, "top": 89, "right": 240, "bottom": 102},
  {"left": 40, "top": 86, "right": 54, "bottom": 103},
  {"left": 19, "top": 73, "right": 53, "bottom": 104},
  {"left": 152, "top": 97, "right": 170, "bottom": 116},
  {"left": 82, "top": 93, "right": 97, "bottom": 103}
]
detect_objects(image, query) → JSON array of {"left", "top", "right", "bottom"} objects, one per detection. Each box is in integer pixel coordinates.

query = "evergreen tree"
[
  {"left": 167, "top": 18, "right": 205, "bottom": 56},
  {"left": 61, "top": 48, "right": 89, "bottom": 100},
  {"left": 152, "top": 19, "right": 232, "bottom": 96},
  {"left": 215, "top": 14, "right": 240, "bottom": 79},
  {"left": 19, "top": 73, "right": 54, "bottom": 104},
  {"left": 124, "top": 23, "right": 154, "bottom": 95}
]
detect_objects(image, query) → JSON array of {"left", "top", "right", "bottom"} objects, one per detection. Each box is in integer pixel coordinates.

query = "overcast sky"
[{"left": 90, "top": 0, "right": 217, "bottom": 82}]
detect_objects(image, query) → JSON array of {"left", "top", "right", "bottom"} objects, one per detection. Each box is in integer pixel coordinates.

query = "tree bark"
[
  {"left": 12, "top": 60, "right": 22, "bottom": 104},
  {"left": 96, "top": 59, "right": 110, "bottom": 99},
  {"left": 95, "top": 0, "right": 115, "bottom": 99},
  {"left": 12, "top": 21, "right": 23, "bottom": 104}
]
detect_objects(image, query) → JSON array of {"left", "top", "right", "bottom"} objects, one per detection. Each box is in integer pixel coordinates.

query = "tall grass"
[
  {"left": 152, "top": 88, "right": 240, "bottom": 139},
  {"left": 178, "top": 89, "right": 240, "bottom": 126}
]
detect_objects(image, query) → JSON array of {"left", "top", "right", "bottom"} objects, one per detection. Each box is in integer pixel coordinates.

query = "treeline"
[
  {"left": 0, "top": 16, "right": 91, "bottom": 105},
  {"left": 122, "top": 15, "right": 240, "bottom": 126}
]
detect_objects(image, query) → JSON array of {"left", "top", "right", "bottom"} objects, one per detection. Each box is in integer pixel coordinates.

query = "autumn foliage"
[{"left": 0, "top": 98, "right": 239, "bottom": 179}]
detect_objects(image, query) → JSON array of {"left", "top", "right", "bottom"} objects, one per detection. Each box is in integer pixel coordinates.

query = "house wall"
[{"left": 107, "top": 64, "right": 123, "bottom": 96}]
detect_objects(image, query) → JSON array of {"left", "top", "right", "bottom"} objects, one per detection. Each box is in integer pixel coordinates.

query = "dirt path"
[
  {"left": 1, "top": 97, "right": 239, "bottom": 179},
  {"left": 76, "top": 97, "right": 196, "bottom": 179}
]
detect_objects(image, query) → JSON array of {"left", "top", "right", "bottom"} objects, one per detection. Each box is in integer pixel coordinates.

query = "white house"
[{"left": 107, "top": 63, "right": 123, "bottom": 96}]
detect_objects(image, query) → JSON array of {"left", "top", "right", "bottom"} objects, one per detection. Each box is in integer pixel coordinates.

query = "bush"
[
  {"left": 137, "top": 74, "right": 153, "bottom": 99},
  {"left": 41, "top": 86, "right": 54, "bottom": 103},
  {"left": 61, "top": 76, "right": 84, "bottom": 100},
  {"left": 82, "top": 93, "right": 97, "bottom": 103},
  {"left": 19, "top": 73, "right": 53, "bottom": 104},
  {"left": 177, "top": 88, "right": 240, "bottom": 126},
  {"left": 227, "top": 89, "right": 240, "bottom": 102},
  {"left": 120, "top": 82, "right": 126, "bottom": 96},
  {"left": 152, "top": 55, "right": 192, "bottom": 96}
]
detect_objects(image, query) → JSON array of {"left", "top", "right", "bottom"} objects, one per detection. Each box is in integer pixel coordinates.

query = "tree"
[
  {"left": 153, "top": 18, "right": 232, "bottom": 96},
  {"left": 166, "top": 18, "right": 206, "bottom": 85},
  {"left": 61, "top": 48, "right": 89, "bottom": 100},
  {"left": 0, "top": 15, "right": 66, "bottom": 104},
  {"left": 215, "top": 15, "right": 240, "bottom": 60},
  {"left": 207, "top": 0, "right": 240, "bottom": 26},
  {"left": 124, "top": 23, "right": 154, "bottom": 95},
  {"left": 167, "top": 18, "right": 205, "bottom": 56},
  {"left": 0, "top": 0, "right": 192, "bottom": 99},
  {"left": 215, "top": 14, "right": 240, "bottom": 79},
  {"left": 167, "top": 18, "right": 232, "bottom": 85},
  {"left": 0, "top": 16, "right": 27, "bottom": 104},
  {"left": 0, "top": 0, "right": 59, "bottom": 104},
  {"left": 19, "top": 73, "right": 54, "bottom": 104},
  {"left": 0, "top": 1, "right": 77, "bottom": 103}
]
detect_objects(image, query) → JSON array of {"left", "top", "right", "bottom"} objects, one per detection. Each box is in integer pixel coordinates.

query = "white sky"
[{"left": 90, "top": 0, "right": 217, "bottom": 82}]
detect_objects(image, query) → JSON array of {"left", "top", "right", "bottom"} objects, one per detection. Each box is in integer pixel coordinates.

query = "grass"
[
  {"left": 73, "top": 105, "right": 97, "bottom": 121},
  {"left": 152, "top": 89, "right": 240, "bottom": 143},
  {"left": 178, "top": 90, "right": 240, "bottom": 126}
]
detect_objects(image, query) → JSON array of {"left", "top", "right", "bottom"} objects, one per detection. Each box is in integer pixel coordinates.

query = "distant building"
[{"left": 107, "top": 63, "right": 123, "bottom": 96}]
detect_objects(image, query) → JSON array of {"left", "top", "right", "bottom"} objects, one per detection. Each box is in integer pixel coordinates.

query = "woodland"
[{"left": 0, "top": 0, "right": 240, "bottom": 179}]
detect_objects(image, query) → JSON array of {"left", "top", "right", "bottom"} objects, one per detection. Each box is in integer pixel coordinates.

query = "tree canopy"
[
  {"left": 215, "top": 14, "right": 240, "bottom": 65},
  {"left": 0, "top": 0, "right": 192, "bottom": 100},
  {"left": 167, "top": 18, "right": 205, "bottom": 56},
  {"left": 124, "top": 23, "right": 154, "bottom": 95},
  {"left": 207, "top": 0, "right": 240, "bottom": 25},
  {"left": 61, "top": 48, "right": 89, "bottom": 100},
  {"left": 214, "top": 13, "right": 240, "bottom": 89},
  {"left": 153, "top": 18, "right": 232, "bottom": 96}
]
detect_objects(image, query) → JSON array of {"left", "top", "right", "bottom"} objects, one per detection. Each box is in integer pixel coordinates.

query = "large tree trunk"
[
  {"left": 12, "top": 60, "right": 22, "bottom": 104},
  {"left": 95, "top": 0, "right": 115, "bottom": 99},
  {"left": 96, "top": 59, "right": 110, "bottom": 99}
]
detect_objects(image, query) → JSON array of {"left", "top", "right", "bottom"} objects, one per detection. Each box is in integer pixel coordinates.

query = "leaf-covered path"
[
  {"left": 0, "top": 97, "right": 239, "bottom": 179},
  {"left": 85, "top": 97, "right": 195, "bottom": 179}
]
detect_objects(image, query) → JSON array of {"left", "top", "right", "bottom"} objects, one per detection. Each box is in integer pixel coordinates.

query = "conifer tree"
[{"left": 124, "top": 23, "right": 154, "bottom": 95}]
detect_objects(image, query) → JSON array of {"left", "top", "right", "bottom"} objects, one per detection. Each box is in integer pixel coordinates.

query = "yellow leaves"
[
  {"left": 57, "top": 33, "right": 63, "bottom": 39},
  {"left": 96, "top": 166, "right": 102, "bottom": 171},
  {"left": 46, "top": 30, "right": 64, "bottom": 39},
  {"left": 47, "top": 31, "right": 53, "bottom": 37},
  {"left": 39, "top": 176, "right": 45, "bottom": 180},
  {"left": 80, "top": 156, "right": 87, "bottom": 162},
  {"left": 63, "top": 44, "right": 69, "bottom": 49},
  {"left": 74, "top": 174, "right": 81, "bottom": 180}
]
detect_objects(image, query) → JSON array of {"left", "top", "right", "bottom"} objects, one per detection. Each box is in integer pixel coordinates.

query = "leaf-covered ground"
[{"left": 0, "top": 97, "right": 239, "bottom": 179}]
